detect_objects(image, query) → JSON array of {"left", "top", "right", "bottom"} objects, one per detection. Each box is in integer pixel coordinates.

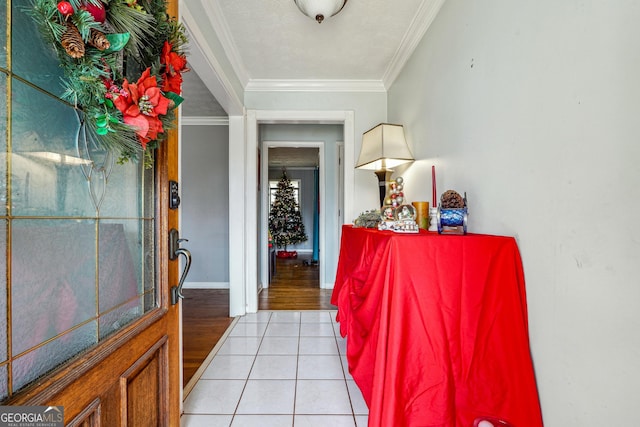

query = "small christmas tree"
[{"left": 269, "top": 171, "right": 308, "bottom": 258}]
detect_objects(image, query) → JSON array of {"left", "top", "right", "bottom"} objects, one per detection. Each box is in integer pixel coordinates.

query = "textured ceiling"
[
  {"left": 181, "top": 70, "right": 227, "bottom": 117},
  {"left": 216, "top": 0, "right": 424, "bottom": 81},
  {"left": 269, "top": 147, "right": 319, "bottom": 168},
  {"left": 181, "top": 0, "right": 438, "bottom": 116}
]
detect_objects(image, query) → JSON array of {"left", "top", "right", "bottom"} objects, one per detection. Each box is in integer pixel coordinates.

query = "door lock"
[{"left": 169, "top": 180, "right": 180, "bottom": 209}]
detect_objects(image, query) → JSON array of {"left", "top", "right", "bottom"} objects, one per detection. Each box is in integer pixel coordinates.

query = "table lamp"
[{"left": 356, "top": 123, "right": 414, "bottom": 207}]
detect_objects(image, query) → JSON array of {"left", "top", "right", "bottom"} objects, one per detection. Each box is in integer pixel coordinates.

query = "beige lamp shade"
[{"left": 356, "top": 123, "right": 414, "bottom": 170}]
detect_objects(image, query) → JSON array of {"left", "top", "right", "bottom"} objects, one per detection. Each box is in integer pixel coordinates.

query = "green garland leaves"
[
  {"left": 106, "top": 1, "right": 156, "bottom": 67},
  {"left": 27, "top": 0, "right": 188, "bottom": 167}
]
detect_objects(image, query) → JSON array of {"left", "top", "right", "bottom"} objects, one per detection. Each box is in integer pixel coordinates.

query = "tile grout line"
[
  {"left": 183, "top": 310, "right": 364, "bottom": 426},
  {"left": 230, "top": 310, "right": 272, "bottom": 424},
  {"left": 332, "top": 314, "right": 360, "bottom": 425},
  {"left": 292, "top": 313, "right": 301, "bottom": 426},
  {"left": 183, "top": 315, "right": 241, "bottom": 400}
]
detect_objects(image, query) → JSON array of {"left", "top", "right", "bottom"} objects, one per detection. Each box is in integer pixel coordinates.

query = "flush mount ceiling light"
[{"left": 294, "top": 0, "right": 348, "bottom": 23}]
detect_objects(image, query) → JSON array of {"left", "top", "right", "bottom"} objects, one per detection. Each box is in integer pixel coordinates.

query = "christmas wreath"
[{"left": 28, "top": 0, "right": 188, "bottom": 167}]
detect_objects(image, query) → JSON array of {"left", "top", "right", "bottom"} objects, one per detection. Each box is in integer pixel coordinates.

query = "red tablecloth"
[{"left": 332, "top": 225, "right": 543, "bottom": 427}]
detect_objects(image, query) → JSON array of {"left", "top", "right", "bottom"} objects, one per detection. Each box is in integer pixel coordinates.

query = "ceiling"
[
  {"left": 215, "top": 0, "right": 424, "bottom": 81},
  {"left": 181, "top": 70, "right": 226, "bottom": 117},
  {"left": 269, "top": 147, "right": 319, "bottom": 168},
  {"left": 181, "top": 0, "right": 443, "bottom": 116}
]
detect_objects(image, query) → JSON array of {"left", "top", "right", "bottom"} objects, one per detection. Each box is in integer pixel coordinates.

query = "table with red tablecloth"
[{"left": 331, "top": 225, "right": 543, "bottom": 427}]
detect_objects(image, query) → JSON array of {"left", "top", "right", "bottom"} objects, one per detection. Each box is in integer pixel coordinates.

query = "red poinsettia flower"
[
  {"left": 160, "top": 41, "right": 188, "bottom": 95},
  {"left": 113, "top": 68, "right": 171, "bottom": 148}
]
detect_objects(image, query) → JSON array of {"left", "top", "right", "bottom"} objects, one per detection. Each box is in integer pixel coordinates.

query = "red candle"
[{"left": 432, "top": 165, "right": 437, "bottom": 207}]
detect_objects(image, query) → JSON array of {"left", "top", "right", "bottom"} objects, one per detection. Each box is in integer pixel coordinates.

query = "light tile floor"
[{"left": 182, "top": 310, "right": 369, "bottom": 427}]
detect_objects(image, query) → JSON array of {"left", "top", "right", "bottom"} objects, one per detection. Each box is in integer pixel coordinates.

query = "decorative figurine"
[
  {"left": 378, "top": 204, "right": 419, "bottom": 233},
  {"left": 437, "top": 190, "right": 468, "bottom": 235},
  {"left": 384, "top": 177, "right": 405, "bottom": 208}
]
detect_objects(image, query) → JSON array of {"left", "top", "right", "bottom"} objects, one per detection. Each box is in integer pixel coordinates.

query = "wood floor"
[
  {"left": 181, "top": 289, "right": 232, "bottom": 387},
  {"left": 182, "top": 254, "right": 335, "bottom": 386}
]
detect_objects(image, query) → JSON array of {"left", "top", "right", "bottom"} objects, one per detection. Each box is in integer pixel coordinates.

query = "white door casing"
[{"left": 228, "top": 110, "right": 354, "bottom": 315}]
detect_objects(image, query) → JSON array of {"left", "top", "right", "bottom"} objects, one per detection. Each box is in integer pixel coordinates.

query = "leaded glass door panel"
[{"left": 0, "top": 1, "right": 181, "bottom": 424}]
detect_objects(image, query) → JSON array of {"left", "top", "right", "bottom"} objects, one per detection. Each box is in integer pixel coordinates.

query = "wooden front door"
[
  {"left": 4, "top": 132, "right": 182, "bottom": 426},
  {"left": 1, "top": 0, "right": 182, "bottom": 424}
]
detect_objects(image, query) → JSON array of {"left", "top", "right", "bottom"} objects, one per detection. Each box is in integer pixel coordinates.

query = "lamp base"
[{"left": 374, "top": 169, "right": 393, "bottom": 208}]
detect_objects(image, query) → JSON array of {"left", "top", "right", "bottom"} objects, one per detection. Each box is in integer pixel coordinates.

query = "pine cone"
[
  {"left": 88, "top": 28, "right": 110, "bottom": 51},
  {"left": 61, "top": 22, "right": 85, "bottom": 58},
  {"left": 441, "top": 190, "right": 465, "bottom": 208}
]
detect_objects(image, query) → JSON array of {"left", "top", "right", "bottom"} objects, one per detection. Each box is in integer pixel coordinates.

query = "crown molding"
[
  {"left": 199, "top": 0, "right": 250, "bottom": 87},
  {"left": 182, "top": 116, "right": 229, "bottom": 126},
  {"left": 382, "top": 0, "right": 446, "bottom": 89},
  {"left": 181, "top": 6, "right": 244, "bottom": 115},
  {"left": 245, "top": 79, "right": 386, "bottom": 93}
]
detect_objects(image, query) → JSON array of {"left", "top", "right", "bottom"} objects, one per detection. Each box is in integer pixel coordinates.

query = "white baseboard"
[
  {"left": 183, "top": 282, "right": 230, "bottom": 289},
  {"left": 321, "top": 282, "right": 335, "bottom": 290}
]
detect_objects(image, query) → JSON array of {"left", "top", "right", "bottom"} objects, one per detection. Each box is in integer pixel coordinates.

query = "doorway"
[
  {"left": 238, "top": 110, "right": 354, "bottom": 315},
  {"left": 262, "top": 141, "right": 323, "bottom": 291}
]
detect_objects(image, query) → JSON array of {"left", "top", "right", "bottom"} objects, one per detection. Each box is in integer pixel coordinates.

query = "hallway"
[
  {"left": 181, "top": 310, "right": 368, "bottom": 426},
  {"left": 182, "top": 255, "right": 332, "bottom": 386}
]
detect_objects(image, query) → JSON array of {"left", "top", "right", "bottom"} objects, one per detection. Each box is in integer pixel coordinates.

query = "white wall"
[
  {"left": 245, "top": 91, "right": 388, "bottom": 219},
  {"left": 181, "top": 124, "right": 230, "bottom": 288},
  {"left": 388, "top": 0, "right": 640, "bottom": 425},
  {"left": 245, "top": 92, "right": 387, "bottom": 289}
]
